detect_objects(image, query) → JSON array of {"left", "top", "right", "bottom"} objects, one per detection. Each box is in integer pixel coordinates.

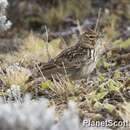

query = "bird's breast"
[{"left": 81, "top": 59, "right": 96, "bottom": 78}]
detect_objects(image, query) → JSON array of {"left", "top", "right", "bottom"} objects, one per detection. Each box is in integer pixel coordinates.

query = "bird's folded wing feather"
[{"left": 37, "top": 45, "right": 91, "bottom": 78}]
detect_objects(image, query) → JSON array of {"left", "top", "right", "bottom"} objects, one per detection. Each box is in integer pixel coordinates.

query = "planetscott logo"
[{"left": 82, "top": 119, "right": 130, "bottom": 128}]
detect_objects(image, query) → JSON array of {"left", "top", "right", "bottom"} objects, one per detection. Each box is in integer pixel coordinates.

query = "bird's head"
[
  {"left": 79, "top": 28, "right": 98, "bottom": 48},
  {"left": 79, "top": 28, "right": 108, "bottom": 56}
]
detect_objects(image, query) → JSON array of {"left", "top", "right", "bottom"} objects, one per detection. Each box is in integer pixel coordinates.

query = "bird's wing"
[
  {"left": 54, "top": 44, "right": 92, "bottom": 69},
  {"left": 38, "top": 45, "right": 92, "bottom": 78}
]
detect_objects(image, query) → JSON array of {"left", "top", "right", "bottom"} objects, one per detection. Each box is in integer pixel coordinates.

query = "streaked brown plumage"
[{"left": 32, "top": 29, "right": 107, "bottom": 80}]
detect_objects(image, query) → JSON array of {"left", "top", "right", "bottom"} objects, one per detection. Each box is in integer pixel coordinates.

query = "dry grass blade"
[
  {"left": 48, "top": 75, "right": 77, "bottom": 98},
  {"left": 35, "top": 62, "right": 46, "bottom": 81},
  {"left": 44, "top": 25, "right": 51, "bottom": 61},
  {"left": 95, "top": 8, "right": 101, "bottom": 32},
  {"left": 76, "top": 20, "right": 82, "bottom": 34}
]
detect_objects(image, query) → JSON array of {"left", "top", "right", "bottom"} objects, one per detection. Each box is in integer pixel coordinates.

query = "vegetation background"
[{"left": 0, "top": 0, "right": 130, "bottom": 130}]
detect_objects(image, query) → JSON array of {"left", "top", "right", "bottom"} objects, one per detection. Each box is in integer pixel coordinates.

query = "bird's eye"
[
  {"left": 89, "top": 36, "right": 94, "bottom": 38},
  {"left": 89, "top": 35, "right": 97, "bottom": 39}
]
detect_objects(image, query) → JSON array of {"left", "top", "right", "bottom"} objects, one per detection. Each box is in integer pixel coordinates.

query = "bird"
[{"left": 31, "top": 28, "right": 107, "bottom": 80}]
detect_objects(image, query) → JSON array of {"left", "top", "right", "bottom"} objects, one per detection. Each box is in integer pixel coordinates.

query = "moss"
[
  {"left": 40, "top": 80, "right": 52, "bottom": 90},
  {"left": 113, "top": 38, "right": 130, "bottom": 48}
]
